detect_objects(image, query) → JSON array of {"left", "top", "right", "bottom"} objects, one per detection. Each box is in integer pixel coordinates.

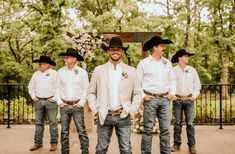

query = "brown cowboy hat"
[
  {"left": 101, "top": 37, "right": 129, "bottom": 52},
  {"left": 171, "top": 49, "right": 194, "bottom": 63},
  {"left": 59, "top": 48, "right": 84, "bottom": 61},
  {"left": 143, "top": 36, "right": 173, "bottom": 51},
  {"left": 33, "top": 56, "right": 56, "bottom": 66}
]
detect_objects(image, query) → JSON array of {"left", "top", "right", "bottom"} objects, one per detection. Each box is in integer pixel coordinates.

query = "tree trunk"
[
  {"left": 184, "top": 0, "right": 191, "bottom": 49},
  {"left": 220, "top": 52, "right": 229, "bottom": 99}
]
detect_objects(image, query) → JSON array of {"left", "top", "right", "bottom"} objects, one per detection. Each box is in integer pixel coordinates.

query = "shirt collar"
[
  {"left": 149, "top": 55, "right": 165, "bottom": 62},
  {"left": 177, "top": 64, "right": 188, "bottom": 70},
  {"left": 66, "top": 63, "right": 79, "bottom": 71},
  {"left": 40, "top": 67, "right": 51, "bottom": 74},
  {"left": 108, "top": 61, "right": 123, "bottom": 70}
]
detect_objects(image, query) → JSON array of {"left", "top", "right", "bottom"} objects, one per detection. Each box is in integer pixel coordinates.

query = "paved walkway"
[{"left": 0, "top": 125, "right": 234, "bottom": 154}]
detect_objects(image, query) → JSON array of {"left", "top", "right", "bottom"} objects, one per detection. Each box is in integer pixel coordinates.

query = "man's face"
[
  {"left": 153, "top": 44, "right": 166, "bottom": 57},
  {"left": 63, "top": 56, "right": 77, "bottom": 66},
  {"left": 39, "top": 63, "right": 50, "bottom": 72},
  {"left": 179, "top": 54, "right": 189, "bottom": 64},
  {"left": 108, "top": 47, "right": 123, "bottom": 62}
]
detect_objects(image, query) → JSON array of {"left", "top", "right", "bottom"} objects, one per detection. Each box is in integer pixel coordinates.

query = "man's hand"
[
  {"left": 59, "top": 103, "right": 67, "bottom": 108},
  {"left": 73, "top": 103, "right": 82, "bottom": 108},
  {"left": 47, "top": 98, "right": 54, "bottom": 103},
  {"left": 165, "top": 94, "right": 174, "bottom": 101},
  {"left": 144, "top": 95, "right": 155, "bottom": 101},
  {"left": 33, "top": 97, "right": 39, "bottom": 102},
  {"left": 189, "top": 96, "right": 195, "bottom": 101},
  {"left": 173, "top": 96, "right": 179, "bottom": 100}
]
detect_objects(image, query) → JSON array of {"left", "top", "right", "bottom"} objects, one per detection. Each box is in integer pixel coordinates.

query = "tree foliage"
[{"left": 0, "top": 0, "right": 234, "bottom": 84}]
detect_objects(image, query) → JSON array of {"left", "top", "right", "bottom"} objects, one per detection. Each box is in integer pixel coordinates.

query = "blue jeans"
[
  {"left": 141, "top": 98, "right": 171, "bottom": 154},
  {"left": 34, "top": 99, "right": 58, "bottom": 145},
  {"left": 96, "top": 115, "right": 132, "bottom": 154},
  {"left": 60, "top": 105, "right": 89, "bottom": 154},
  {"left": 173, "top": 100, "right": 195, "bottom": 148}
]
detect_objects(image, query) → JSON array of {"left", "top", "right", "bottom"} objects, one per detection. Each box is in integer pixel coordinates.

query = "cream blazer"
[{"left": 88, "top": 62, "right": 142, "bottom": 125}]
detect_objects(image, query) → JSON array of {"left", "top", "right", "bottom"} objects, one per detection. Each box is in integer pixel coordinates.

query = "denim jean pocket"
[
  {"left": 60, "top": 104, "right": 68, "bottom": 110},
  {"left": 74, "top": 106, "right": 83, "bottom": 112},
  {"left": 119, "top": 116, "right": 131, "bottom": 126},
  {"left": 143, "top": 99, "right": 151, "bottom": 105}
]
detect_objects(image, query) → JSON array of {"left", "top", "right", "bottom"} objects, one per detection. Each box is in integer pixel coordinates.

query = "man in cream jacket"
[{"left": 88, "top": 37, "right": 142, "bottom": 154}]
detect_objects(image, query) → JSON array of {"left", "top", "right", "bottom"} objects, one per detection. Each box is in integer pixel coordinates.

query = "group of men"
[{"left": 28, "top": 35, "right": 201, "bottom": 154}]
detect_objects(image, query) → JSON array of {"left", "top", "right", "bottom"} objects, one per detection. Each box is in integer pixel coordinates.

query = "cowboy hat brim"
[
  {"left": 143, "top": 38, "right": 173, "bottom": 51},
  {"left": 33, "top": 59, "right": 56, "bottom": 66},
  {"left": 59, "top": 52, "right": 84, "bottom": 61},
  {"left": 171, "top": 51, "right": 194, "bottom": 63},
  {"left": 101, "top": 43, "right": 129, "bottom": 52}
]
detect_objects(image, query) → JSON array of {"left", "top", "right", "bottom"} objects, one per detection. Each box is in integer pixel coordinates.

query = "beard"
[
  {"left": 109, "top": 53, "right": 122, "bottom": 62},
  {"left": 110, "top": 56, "right": 121, "bottom": 62}
]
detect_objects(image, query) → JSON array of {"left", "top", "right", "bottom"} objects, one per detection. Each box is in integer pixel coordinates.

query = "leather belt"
[
  {"left": 107, "top": 108, "right": 123, "bottom": 116},
  {"left": 36, "top": 96, "right": 53, "bottom": 100},
  {"left": 62, "top": 99, "right": 80, "bottom": 106},
  {"left": 144, "top": 90, "right": 168, "bottom": 98},
  {"left": 175, "top": 94, "right": 192, "bottom": 100}
]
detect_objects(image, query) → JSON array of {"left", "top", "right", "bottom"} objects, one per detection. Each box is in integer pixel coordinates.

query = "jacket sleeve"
[{"left": 129, "top": 69, "right": 143, "bottom": 117}]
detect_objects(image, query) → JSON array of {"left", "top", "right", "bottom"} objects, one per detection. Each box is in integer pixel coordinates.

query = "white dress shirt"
[
  {"left": 137, "top": 55, "right": 177, "bottom": 97},
  {"left": 55, "top": 65, "right": 89, "bottom": 106},
  {"left": 108, "top": 61, "right": 123, "bottom": 111},
  {"left": 28, "top": 68, "right": 57, "bottom": 100},
  {"left": 173, "top": 64, "right": 201, "bottom": 99}
]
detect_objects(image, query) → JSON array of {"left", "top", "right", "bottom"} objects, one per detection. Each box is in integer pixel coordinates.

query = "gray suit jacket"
[{"left": 88, "top": 62, "right": 142, "bottom": 125}]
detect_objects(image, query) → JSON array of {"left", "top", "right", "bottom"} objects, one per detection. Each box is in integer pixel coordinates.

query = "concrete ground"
[{"left": 0, "top": 125, "right": 234, "bottom": 154}]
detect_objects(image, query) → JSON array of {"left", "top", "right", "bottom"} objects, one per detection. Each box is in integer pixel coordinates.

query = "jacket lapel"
[
  {"left": 103, "top": 63, "right": 111, "bottom": 88},
  {"left": 119, "top": 63, "right": 126, "bottom": 91}
]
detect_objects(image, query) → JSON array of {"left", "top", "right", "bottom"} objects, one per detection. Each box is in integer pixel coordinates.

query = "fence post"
[
  {"left": 7, "top": 84, "right": 11, "bottom": 128},
  {"left": 219, "top": 84, "right": 223, "bottom": 129}
]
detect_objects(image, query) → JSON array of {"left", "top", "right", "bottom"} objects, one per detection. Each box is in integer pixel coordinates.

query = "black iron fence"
[
  {"left": 194, "top": 84, "right": 235, "bottom": 128},
  {"left": 0, "top": 83, "right": 235, "bottom": 127}
]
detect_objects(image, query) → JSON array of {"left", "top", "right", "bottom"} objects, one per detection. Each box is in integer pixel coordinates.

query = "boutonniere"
[
  {"left": 45, "top": 73, "right": 50, "bottom": 77},
  {"left": 74, "top": 69, "right": 78, "bottom": 75},
  {"left": 162, "top": 59, "right": 167, "bottom": 68},
  {"left": 122, "top": 71, "right": 128, "bottom": 80},
  {"left": 162, "top": 59, "right": 167, "bottom": 65}
]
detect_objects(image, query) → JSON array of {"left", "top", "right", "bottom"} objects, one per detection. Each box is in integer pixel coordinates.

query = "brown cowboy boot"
[
  {"left": 189, "top": 147, "right": 197, "bottom": 154},
  {"left": 49, "top": 144, "right": 57, "bottom": 151},
  {"left": 29, "top": 144, "right": 43, "bottom": 151},
  {"left": 171, "top": 144, "right": 180, "bottom": 152}
]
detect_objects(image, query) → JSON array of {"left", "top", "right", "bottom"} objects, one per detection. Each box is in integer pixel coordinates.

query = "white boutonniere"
[
  {"left": 162, "top": 59, "right": 167, "bottom": 65},
  {"left": 122, "top": 72, "right": 128, "bottom": 80},
  {"left": 45, "top": 73, "right": 50, "bottom": 77},
  {"left": 74, "top": 69, "right": 78, "bottom": 75},
  {"left": 162, "top": 59, "right": 167, "bottom": 68}
]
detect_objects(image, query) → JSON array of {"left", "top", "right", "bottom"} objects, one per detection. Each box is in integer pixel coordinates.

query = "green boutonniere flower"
[
  {"left": 74, "top": 69, "right": 78, "bottom": 75},
  {"left": 162, "top": 59, "right": 167, "bottom": 65},
  {"left": 122, "top": 72, "right": 128, "bottom": 79}
]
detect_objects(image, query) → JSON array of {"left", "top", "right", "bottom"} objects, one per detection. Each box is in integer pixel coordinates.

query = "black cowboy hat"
[
  {"left": 143, "top": 36, "right": 173, "bottom": 51},
  {"left": 33, "top": 56, "right": 56, "bottom": 66},
  {"left": 101, "top": 37, "right": 129, "bottom": 52},
  {"left": 59, "top": 48, "right": 84, "bottom": 61},
  {"left": 171, "top": 49, "right": 194, "bottom": 63}
]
